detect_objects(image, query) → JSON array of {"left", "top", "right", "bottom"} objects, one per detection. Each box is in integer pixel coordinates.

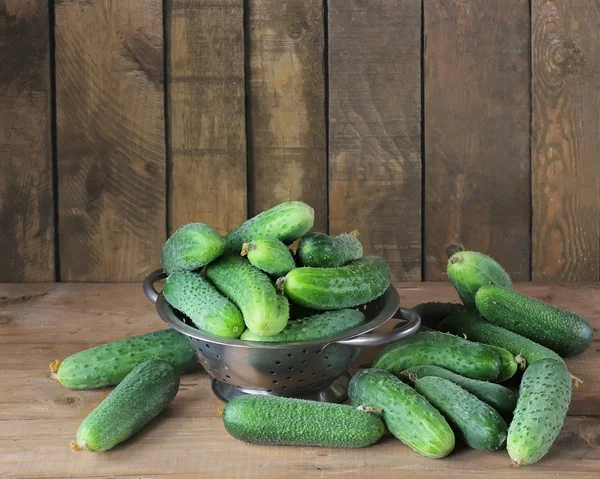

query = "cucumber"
[
  {"left": 411, "top": 302, "right": 463, "bottom": 329},
  {"left": 224, "top": 201, "right": 314, "bottom": 254},
  {"left": 51, "top": 329, "right": 198, "bottom": 390},
  {"left": 508, "top": 359, "right": 572, "bottom": 465},
  {"left": 222, "top": 395, "right": 384, "bottom": 448},
  {"left": 72, "top": 360, "right": 179, "bottom": 452},
  {"left": 402, "top": 365, "right": 517, "bottom": 417},
  {"left": 279, "top": 256, "right": 391, "bottom": 310},
  {"left": 206, "top": 256, "right": 288, "bottom": 336},
  {"left": 475, "top": 284, "right": 593, "bottom": 357},
  {"left": 297, "top": 231, "right": 363, "bottom": 268},
  {"left": 447, "top": 251, "right": 512, "bottom": 304},
  {"left": 373, "top": 331, "right": 504, "bottom": 381},
  {"left": 485, "top": 344, "right": 518, "bottom": 382},
  {"left": 241, "top": 237, "right": 296, "bottom": 276},
  {"left": 414, "top": 376, "right": 508, "bottom": 452},
  {"left": 240, "top": 309, "right": 365, "bottom": 342},
  {"left": 163, "top": 272, "right": 244, "bottom": 338},
  {"left": 348, "top": 369, "right": 455, "bottom": 458},
  {"left": 161, "top": 223, "right": 224, "bottom": 275}
]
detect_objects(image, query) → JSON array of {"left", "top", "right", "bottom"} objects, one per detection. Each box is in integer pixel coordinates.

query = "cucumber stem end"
[
  {"left": 70, "top": 440, "right": 86, "bottom": 452},
  {"left": 275, "top": 277, "right": 285, "bottom": 293}
]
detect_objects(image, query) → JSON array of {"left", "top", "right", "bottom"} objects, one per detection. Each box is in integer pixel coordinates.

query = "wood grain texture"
[
  {"left": 531, "top": 0, "right": 600, "bottom": 281},
  {"left": 328, "top": 0, "right": 422, "bottom": 281},
  {"left": 168, "top": 0, "right": 247, "bottom": 235},
  {"left": 247, "top": 0, "right": 327, "bottom": 231},
  {"left": 55, "top": 0, "right": 166, "bottom": 281},
  {"left": 0, "top": 0, "right": 54, "bottom": 281},
  {"left": 424, "top": 0, "right": 531, "bottom": 280},
  {"left": 0, "top": 281, "right": 599, "bottom": 478}
]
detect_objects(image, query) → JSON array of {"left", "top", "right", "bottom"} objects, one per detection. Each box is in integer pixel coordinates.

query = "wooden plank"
[
  {"left": 247, "top": 0, "right": 327, "bottom": 231},
  {"left": 0, "top": 281, "right": 599, "bottom": 477},
  {"left": 0, "top": 0, "right": 54, "bottom": 281},
  {"left": 424, "top": 0, "right": 531, "bottom": 280},
  {"left": 531, "top": 0, "right": 600, "bottom": 281},
  {"left": 168, "top": 0, "right": 247, "bottom": 235},
  {"left": 328, "top": 0, "right": 422, "bottom": 281},
  {"left": 55, "top": 0, "right": 166, "bottom": 281}
]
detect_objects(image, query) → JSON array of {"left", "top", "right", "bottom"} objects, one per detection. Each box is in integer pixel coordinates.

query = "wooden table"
[{"left": 1, "top": 282, "right": 599, "bottom": 478}]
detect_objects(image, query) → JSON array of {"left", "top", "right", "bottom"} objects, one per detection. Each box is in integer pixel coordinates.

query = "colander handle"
[
  {"left": 143, "top": 268, "right": 167, "bottom": 304},
  {"left": 333, "top": 307, "right": 421, "bottom": 347}
]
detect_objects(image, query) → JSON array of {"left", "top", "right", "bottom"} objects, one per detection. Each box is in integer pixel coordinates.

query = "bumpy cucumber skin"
[
  {"left": 348, "top": 369, "right": 455, "bottom": 458},
  {"left": 55, "top": 330, "right": 198, "bottom": 390},
  {"left": 161, "top": 223, "right": 224, "bottom": 275},
  {"left": 281, "top": 256, "right": 391, "bottom": 310},
  {"left": 411, "top": 302, "right": 463, "bottom": 329},
  {"left": 224, "top": 201, "right": 314, "bottom": 254},
  {"left": 374, "top": 331, "right": 503, "bottom": 381},
  {"left": 403, "top": 365, "right": 517, "bottom": 417},
  {"left": 240, "top": 309, "right": 365, "bottom": 342},
  {"left": 297, "top": 232, "right": 363, "bottom": 268},
  {"left": 223, "top": 395, "right": 384, "bottom": 448},
  {"left": 484, "top": 344, "right": 518, "bottom": 382},
  {"left": 508, "top": 359, "right": 572, "bottom": 465},
  {"left": 163, "top": 272, "right": 244, "bottom": 338},
  {"left": 447, "top": 251, "right": 512, "bottom": 304},
  {"left": 439, "top": 309, "right": 563, "bottom": 364},
  {"left": 242, "top": 237, "right": 296, "bottom": 276},
  {"left": 476, "top": 284, "right": 593, "bottom": 357},
  {"left": 415, "top": 376, "right": 508, "bottom": 452},
  {"left": 74, "top": 360, "right": 179, "bottom": 452},
  {"left": 206, "top": 256, "right": 288, "bottom": 336}
]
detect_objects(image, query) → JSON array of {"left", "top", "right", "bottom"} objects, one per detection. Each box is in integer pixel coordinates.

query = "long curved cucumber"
[
  {"left": 297, "top": 231, "right": 363, "bottom": 268},
  {"left": 241, "top": 237, "right": 296, "bottom": 276},
  {"left": 161, "top": 223, "right": 224, "bottom": 274}
]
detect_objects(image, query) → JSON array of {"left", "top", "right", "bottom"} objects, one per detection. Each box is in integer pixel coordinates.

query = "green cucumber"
[
  {"left": 279, "top": 256, "right": 391, "bottom": 310},
  {"left": 240, "top": 309, "right": 365, "bottom": 342},
  {"left": 508, "top": 359, "right": 572, "bottom": 465},
  {"left": 348, "top": 369, "right": 455, "bottom": 458},
  {"left": 206, "top": 256, "right": 288, "bottom": 336},
  {"left": 222, "top": 395, "right": 384, "bottom": 448},
  {"left": 485, "top": 344, "right": 518, "bottom": 382},
  {"left": 161, "top": 223, "right": 224, "bottom": 275},
  {"left": 414, "top": 376, "right": 508, "bottom": 452},
  {"left": 51, "top": 329, "right": 198, "bottom": 390},
  {"left": 411, "top": 302, "right": 463, "bottom": 329},
  {"left": 447, "top": 251, "right": 512, "bottom": 304},
  {"left": 297, "top": 231, "right": 363, "bottom": 268},
  {"left": 72, "top": 360, "right": 179, "bottom": 452},
  {"left": 163, "top": 272, "right": 244, "bottom": 338},
  {"left": 241, "top": 237, "right": 296, "bottom": 276},
  {"left": 475, "top": 284, "right": 593, "bottom": 357},
  {"left": 373, "top": 331, "right": 504, "bottom": 381},
  {"left": 224, "top": 201, "right": 314, "bottom": 254},
  {"left": 401, "top": 365, "right": 517, "bottom": 417}
]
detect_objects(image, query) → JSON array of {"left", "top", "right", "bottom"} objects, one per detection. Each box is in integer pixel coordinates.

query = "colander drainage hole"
[
  {"left": 287, "top": 366, "right": 294, "bottom": 371},
  {"left": 299, "top": 370, "right": 304, "bottom": 374},
  {"left": 286, "top": 376, "right": 292, "bottom": 380},
  {"left": 311, "top": 372, "right": 317, "bottom": 377},
  {"left": 199, "top": 348, "right": 203, "bottom": 353},
  {"left": 225, "top": 374, "right": 231, "bottom": 379},
  {"left": 302, "top": 349, "right": 308, "bottom": 354},
  {"left": 315, "top": 349, "right": 321, "bottom": 354},
  {"left": 272, "top": 380, "right": 279, "bottom": 384},
  {"left": 275, "top": 361, "right": 281, "bottom": 365},
  {"left": 222, "top": 379, "right": 227, "bottom": 383},
  {"left": 326, "top": 364, "right": 332, "bottom": 369},
  {"left": 321, "top": 374, "right": 326, "bottom": 378},
  {"left": 324, "top": 356, "right": 329, "bottom": 360},
  {"left": 215, "top": 354, "right": 221, "bottom": 359},
  {"left": 301, "top": 360, "right": 307, "bottom": 365},
  {"left": 269, "top": 371, "right": 276, "bottom": 375},
  {"left": 205, "top": 344, "right": 210, "bottom": 349},
  {"left": 287, "top": 353, "right": 293, "bottom": 358},
  {"left": 282, "top": 386, "right": 288, "bottom": 390},
  {"left": 267, "top": 389, "right": 273, "bottom": 393},
  {"left": 299, "top": 379, "right": 304, "bottom": 383}
]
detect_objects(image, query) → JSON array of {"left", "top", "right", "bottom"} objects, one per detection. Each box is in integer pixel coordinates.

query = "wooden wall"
[{"left": 1, "top": 0, "right": 599, "bottom": 283}]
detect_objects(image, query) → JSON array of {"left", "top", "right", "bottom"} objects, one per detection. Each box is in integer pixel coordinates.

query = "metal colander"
[{"left": 143, "top": 269, "right": 420, "bottom": 403}]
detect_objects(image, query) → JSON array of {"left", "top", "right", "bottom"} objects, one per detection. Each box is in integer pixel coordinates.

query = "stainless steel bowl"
[{"left": 143, "top": 269, "right": 420, "bottom": 402}]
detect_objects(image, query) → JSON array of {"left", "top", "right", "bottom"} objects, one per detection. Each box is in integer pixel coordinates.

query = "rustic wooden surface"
[
  {"left": 531, "top": 0, "right": 600, "bottom": 282},
  {"left": 55, "top": 0, "right": 166, "bottom": 281},
  {"left": 247, "top": 0, "right": 328, "bottom": 232},
  {"left": 1, "top": 282, "right": 598, "bottom": 478},
  {"left": 0, "top": 0, "right": 54, "bottom": 282},
  {"left": 167, "top": 0, "right": 247, "bottom": 235},
  {"left": 424, "top": 0, "right": 532, "bottom": 281},
  {"left": 328, "top": 0, "right": 422, "bottom": 282}
]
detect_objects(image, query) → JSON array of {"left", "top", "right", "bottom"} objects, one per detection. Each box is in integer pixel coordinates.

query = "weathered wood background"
[{"left": 1, "top": 0, "right": 599, "bottom": 283}]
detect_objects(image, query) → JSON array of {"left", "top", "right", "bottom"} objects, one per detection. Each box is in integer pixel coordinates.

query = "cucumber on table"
[
  {"left": 50, "top": 329, "right": 198, "bottom": 390},
  {"left": 475, "top": 284, "right": 593, "bottom": 357},
  {"left": 414, "top": 376, "right": 508, "bottom": 452},
  {"left": 163, "top": 272, "right": 245, "bottom": 338},
  {"left": 240, "top": 309, "right": 365, "bottom": 342},
  {"left": 206, "top": 256, "right": 288, "bottom": 336},
  {"left": 241, "top": 237, "right": 296, "bottom": 276},
  {"left": 222, "top": 395, "right": 384, "bottom": 448},
  {"left": 161, "top": 223, "right": 224, "bottom": 275},
  {"left": 279, "top": 256, "right": 391, "bottom": 310},
  {"left": 508, "top": 359, "right": 572, "bottom": 465},
  {"left": 447, "top": 251, "right": 512, "bottom": 304},
  {"left": 297, "top": 231, "right": 363, "bottom": 268},
  {"left": 348, "top": 369, "right": 455, "bottom": 458},
  {"left": 72, "top": 360, "right": 179, "bottom": 452}
]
